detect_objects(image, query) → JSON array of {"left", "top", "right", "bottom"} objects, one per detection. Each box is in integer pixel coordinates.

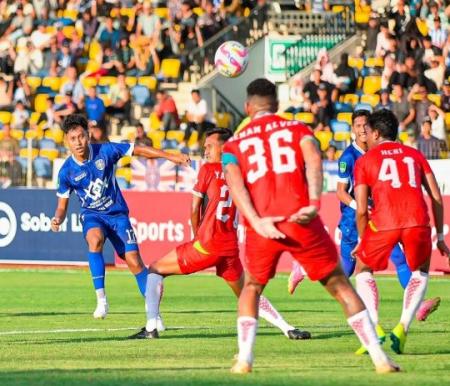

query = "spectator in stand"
[
  {"left": 409, "top": 83, "right": 432, "bottom": 129},
  {"left": 154, "top": 90, "right": 179, "bottom": 138},
  {"left": 57, "top": 40, "right": 74, "bottom": 76},
  {"left": 11, "top": 101, "right": 29, "bottom": 130},
  {"left": 41, "top": 36, "right": 60, "bottom": 77},
  {"left": 30, "top": 21, "right": 52, "bottom": 50},
  {"left": 0, "top": 75, "right": 14, "bottom": 111},
  {"left": 106, "top": 73, "right": 131, "bottom": 122},
  {"left": 375, "top": 21, "right": 391, "bottom": 57},
  {"left": 441, "top": 79, "right": 450, "bottom": 112},
  {"left": 1, "top": 4, "right": 33, "bottom": 44},
  {"left": 69, "top": 29, "right": 85, "bottom": 64},
  {"left": 422, "top": 35, "right": 442, "bottom": 68},
  {"left": 430, "top": 17, "right": 448, "bottom": 50},
  {"left": 182, "top": 89, "right": 215, "bottom": 149},
  {"left": 12, "top": 73, "right": 31, "bottom": 108},
  {"left": 134, "top": 43, "right": 160, "bottom": 76},
  {"left": 426, "top": 1, "right": 448, "bottom": 31},
  {"left": 417, "top": 115, "right": 447, "bottom": 159},
  {"left": 390, "top": 0, "right": 410, "bottom": 36},
  {"left": 117, "top": 36, "right": 137, "bottom": 75},
  {"left": 136, "top": 2, "right": 161, "bottom": 47},
  {"left": 134, "top": 123, "right": 153, "bottom": 147},
  {"left": 428, "top": 104, "right": 447, "bottom": 141},
  {"left": 390, "top": 55, "right": 419, "bottom": 90},
  {"left": 316, "top": 49, "right": 337, "bottom": 85},
  {"left": 220, "top": 0, "right": 243, "bottom": 23},
  {"left": 54, "top": 92, "right": 77, "bottom": 124},
  {"left": 381, "top": 54, "right": 396, "bottom": 90},
  {"left": 60, "top": 66, "right": 85, "bottom": 109},
  {"left": 77, "top": 9, "right": 99, "bottom": 44},
  {"left": 89, "top": 120, "right": 109, "bottom": 144},
  {"left": 365, "top": 14, "right": 379, "bottom": 57},
  {"left": 85, "top": 87, "right": 106, "bottom": 128},
  {"left": 424, "top": 55, "right": 445, "bottom": 90},
  {"left": 198, "top": 0, "right": 223, "bottom": 41},
  {"left": 403, "top": 128, "right": 418, "bottom": 148},
  {"left": 12, "top": 41, "right": 43, "bottom": 76},
  {"left": 100, "top": 44, "right": 124, "bottom": 76},
  {"left": 303, "top": 68, "right": 336, "bottom": 108},
  {"left": 0, "top": 123, "right": 20, "bottom": 186},
  {"left": 375, "top": 89, "right": 393, "bottom": 111},
  {"left": 335, "top": 53, "right": 357, "bottom": 94},
  {"left": 38, "top": 97, "right": 56, "bottom": 131},
  {"left": 306, "top": 0, "right": 330, "bottom": 13},
  {"left": 180, "top": 1, "right": 198, "bottom": 30},
  {"left": 392, "top": 83, "right": 416, "bottom": 132},
  {"left": 99, "top": 16, "right": 122, "bottom": 50},
  {"left": 311, "top": 83, "right": 334, "bottom": 132}
]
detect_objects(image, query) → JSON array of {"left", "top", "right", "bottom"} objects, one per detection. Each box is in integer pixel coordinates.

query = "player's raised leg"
[{"left": 287, "top": 260, "right": 305, "bottom": 295}]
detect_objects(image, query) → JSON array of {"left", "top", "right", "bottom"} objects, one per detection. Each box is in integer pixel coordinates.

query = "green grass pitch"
[{"left": 0, "top": 269, "right": 449, "bottom": 386}]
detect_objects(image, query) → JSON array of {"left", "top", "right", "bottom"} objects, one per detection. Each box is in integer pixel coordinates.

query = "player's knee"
[
  {"left": 125, "top": 252, "right": 145, "bottom": 271},
  {"left": 86, "top": 234, "right": 104, "bottom": 251},
  {"left": 244, "top": 278, "right": 264, "bottom": 296}
]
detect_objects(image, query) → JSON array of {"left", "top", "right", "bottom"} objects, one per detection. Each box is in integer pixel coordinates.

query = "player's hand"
[
  {"left": 251, "top": 216, "right": 286, "bottom": 239},
  {"left": 288, "top": 205, "right": 318, "bottom": 224},
  {"left": 51, "top": 217, "right": 62, "bottom": 232},
  {"left": 436, "top": 240, "right": 450, "bottom": 263},
  {"left": 172, "top": 153, "right": 191, "bottom": 166}
]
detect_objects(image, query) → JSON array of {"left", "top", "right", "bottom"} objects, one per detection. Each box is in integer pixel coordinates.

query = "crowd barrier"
[{"left": 1, "top": 190, "right": 448, "bottom": 273}]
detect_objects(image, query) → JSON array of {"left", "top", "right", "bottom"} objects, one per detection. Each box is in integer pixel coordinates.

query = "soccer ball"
[{"left": 214, "top": 41, "right": 249, "bottom": 78}]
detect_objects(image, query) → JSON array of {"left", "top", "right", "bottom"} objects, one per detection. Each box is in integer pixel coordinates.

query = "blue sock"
[
  {"left": 390, "top": 244, "right": 411, "bottom": 289},
  {"left": 134, "top": 267, "right": 149, "bottom": 297},
  {"left": 88, "top": 252, "right": 105, "bottom": 290},
  {"left": 340, "top": 241, "right": 356, "bottom": 277}
]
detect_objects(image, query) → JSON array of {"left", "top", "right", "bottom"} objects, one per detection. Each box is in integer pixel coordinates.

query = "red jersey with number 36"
[
  {"left": 192, "top": 162, "right": 238, "bottom": 256},
  {"left": 354, "top": 141, "right": 432, "bottom": 231},
  {"left": 223, "top": 114, "right": 314, "bottom": 218}
]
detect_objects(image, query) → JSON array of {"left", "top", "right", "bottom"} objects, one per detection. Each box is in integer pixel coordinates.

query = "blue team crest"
[
  {"left": 95, "top": 159, "right": 105, "bottom": 171},
  {"left": 339, "top": 161, "right": 347, "bottom": 174}
]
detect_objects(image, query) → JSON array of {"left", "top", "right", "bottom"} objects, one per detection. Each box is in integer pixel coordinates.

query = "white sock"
[
  {"left": 400, "top": 271, "right": 428, "bottom": 332},
  {"left": 95, "top": 288, "right": 106, "bottom": 302},
  {"left": 355, "top": 272, "right": 379, "bottom": 326},
  {"left": 237, "top": 316, "right": 258, "bottom": 364},
  {"left": 258, "top": 296, "right": 294, "bottom": 335},
  {"left": 348, "top": 310, "right": 388, "bottom": 366},
  {"left": 145, "top": 273, "right": 163, "bottom": 331}
]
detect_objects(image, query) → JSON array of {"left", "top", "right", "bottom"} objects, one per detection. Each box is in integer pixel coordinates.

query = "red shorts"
[
  {"left": 356, "top": 225, "right": 431, "bottom": 271},
  {"left": 244, "top": 217, "right": 338, "bottom": 285},
  {"left": 176, "top": 241, "right": 242, "bottom": 282}
]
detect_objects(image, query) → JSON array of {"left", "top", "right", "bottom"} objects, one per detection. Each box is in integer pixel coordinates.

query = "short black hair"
[
  {"left": 205, "top": 128, "right": 233, "bottom": 143},
  {"left": 191, "top": 89, "right": 200, "bottom": 95},
  {"left": 352, "top": 109, "right": 370, "bottom": 124},
  {"left": 247, "top": 78, "right": 277, "bottom": 99},
  {"left": 368, "top": 109, "right": 398, "bottom": 141},
  {"left": 62, "top": 114, "right": 89, "bottom": 134}
]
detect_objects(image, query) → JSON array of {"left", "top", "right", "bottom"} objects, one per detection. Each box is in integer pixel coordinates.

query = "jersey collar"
[
  {"left": 352, "top": 141, "right": 366, "bottom": 155},
  {"left": 71, "top": 144, "right": 93, "bottom": 166}
]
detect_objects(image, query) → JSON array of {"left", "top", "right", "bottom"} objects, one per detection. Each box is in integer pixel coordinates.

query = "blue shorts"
[{"left": 81, "top": 212, "right": 139, "bottom": 256}]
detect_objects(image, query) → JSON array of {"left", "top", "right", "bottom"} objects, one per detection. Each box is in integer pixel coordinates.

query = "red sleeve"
[
  {"left": 416, "top": 150, "right": 433, "bottom": 174},
  {"left": 192, "top": 165, "right": 210, "bottom": 198},
  {"left": 354, "top": 156, "right": 367, "bottom": 186},
  {"left": 295, "top": 122, "right": 314, "bottom": 141}
]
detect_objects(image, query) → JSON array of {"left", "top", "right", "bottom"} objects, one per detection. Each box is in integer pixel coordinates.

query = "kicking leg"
[{"left": 287, "top": 260, "right": 305, "bottom": 295}]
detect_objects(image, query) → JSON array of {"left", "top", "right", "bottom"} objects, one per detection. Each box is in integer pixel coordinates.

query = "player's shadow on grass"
[{"left": 312, "top": 330, "right": 355, "bottom": 340}]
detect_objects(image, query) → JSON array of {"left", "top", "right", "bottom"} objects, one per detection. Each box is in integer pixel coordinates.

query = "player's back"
[
  {"left": 355, "top": 141, "right": 431, "bottom": 230},
  {"left": 224, "top": 114, "right": 312, "bottom": 218}
]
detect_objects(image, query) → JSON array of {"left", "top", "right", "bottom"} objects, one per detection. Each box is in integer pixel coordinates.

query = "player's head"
[
  {"left": 204, "top": 128, "right": 233, "bottom": 163},
  {"left": 351, "top": 110, "right": 370, "bottom": 145},
  {"left": 245, "top": 78, "right": 278, "bottom": 118},
  {"left": 366, "top": 109, "right": 398, "bottom": 148},
  {"left": 62, "top": 114, "right": 90, "bottom": 159}
]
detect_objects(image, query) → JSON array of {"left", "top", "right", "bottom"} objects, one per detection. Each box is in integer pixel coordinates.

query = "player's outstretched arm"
[
  {"left": 133, "top": 146, "right": 190, "bottom": 166},
  {"left": 422, "top": 172, "right": 450, "bottom": 259},
  {"left": 51, "top": 197, "right": 69, "bottom": 232},
  {"left": 224, "top": 163, "right": 285, "bottom": 239}
]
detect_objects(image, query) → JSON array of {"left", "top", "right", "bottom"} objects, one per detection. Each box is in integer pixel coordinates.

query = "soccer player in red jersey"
[
  {"left": 129, "top": 128, "right": 310, "bottom": 340},
  {"left": 222, "top": 79, "right": 399, "bottom": 374},
  {"left": 353, "top": 109, "right": 450, "bottom": 354}
]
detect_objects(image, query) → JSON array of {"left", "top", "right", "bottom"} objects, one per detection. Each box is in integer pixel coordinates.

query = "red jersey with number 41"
[
  {"left": 192, "top": 162, "right": 238, "bottom": 256},
  {"left": 223, "top": 114, "right": 314, "bottom": 218},
  {"left": 354, "top": 141, "right": 432, "bottom": 231}
]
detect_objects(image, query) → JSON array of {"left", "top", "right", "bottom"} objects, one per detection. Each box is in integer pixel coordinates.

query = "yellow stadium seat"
[
  {"left": 45, "top": 128, "right": 64, "bottom": 143},
  {"left": 42, "top": 77, "right": 62, "bottom": 92},
  {"left": 160, "top": 58, "right": 181, "bottom": 79},
  {"left": 19, "top": 148, "right": 39, "bottom": 159},
  {"left": 39, "top": 148, "right": 59, "bottom": 161},
  {"left": 363, "top": 76, "right": 382, "bottom": 95},
  {"left": 365, "top": 57, "right": 384, "bottom": 68},
  {"left": 62, "top": 26, "right": 81, "bottom": 39},
  {"left": 149, "top": 112, "right": 162, "bottom": 131},
  {"left": 149, "top": 130, "right": 165, "bottom": 146},
  {"left": 34, "top": 94, "right": 49, "bottom": 113},
  {"left": 117, "top": 155, "right": 132, "bottom": 167},
  {"left": 63, "top": 9, "right": 78, "bottom": 20},
  {"left": 99, "top": 76, "right": 117, "bottom": 86},
  {"left": 166, "top": 130, "right": 184, "bottom": 143},
  {"left": 334, "top": 131, "right": 351, "bottom": 142},
  {"left": 337, "top": 112, "right": 353, "bottom": 125},
  {"left": 398, "top": 131, "right": 408, "bottom": 143},
  {"left": 85, "top": 60, "right": 101, "bottom": 73},
  {"left": 120, "top": 7, "right": 135, "bottom": 18},
  {"left": 126, "top": 76, "right": 138, "bottom": 87},
  {"left": 193, "top": 7, "right": 204, "bottom": 16},
  {"left": 360, "top": 94, "right": 380, "bottom": 107},
  {"left": 26, "top": 76, "right": 42, "bottom": 91},
  {"left": 99, "top": 94, "right": 111, "bottom": 107},
  {"left": 335, "top": 150, "right": 343, "bottom": 159},
  {"left": 89, "top": 41, "right": 102, "bottom": 60},
  {"left": 154, "top": 7, "right": 169, "bottom": 19},
  {"left": 0, "top": 111, "right": 12, "bottom": 124},
  {"left": 428, "top": 94, "right": 441, "bottom": 107},
  {"left": 355, "top": 10, "right": 370, "bottom": 24},
  {"left": 0, "top": 131, "right": 3, "bottom": 140},
  {"left": 445, "top": 113, "right": 450, "bottom": 127},
  {"left": 215, "top": 112, "right": 231, "bottom": 128},
  {"left": 29, "top": 112, "right": 41, "bottom": 125},
  {"left": 25, "top": 130, "right": 38, "bottom": 140},
  {"left": 81, "top": 77, "right": 98, "bottom": 89},
  {"left": 314, "top": 131, "right": 333, "bottom": 151},
  {"left": 188, "top": 130, "right": 199, "bottom": 148},
  {"left": 348, "top": 57, "right": 364, "bottom": 71},
  {"left": 416, "top": 18, "right": 428, "bottom": 36},
  {"left": 138, "top": 76, "right": 157, "bottom": 91},
  {"left": 332, "top": 5, "right": 345, "bottom": 12},
  {"left": 11, "top": 129, "right": 24, "bottom": 140},
  {"left": 295, "top": 112, "right": 314, "bottom": 124},
  {"left": 343, "top": 94, "right": 359, "bottom": 105},
  {"left": 278, "top": 112, "right": 294, "bottom": 120},
  {"left": 54, "top": 95, "right": 65, "bottom": 105},
  {"left": 115, "top": 167, "right": 132, "bottom": 183}
]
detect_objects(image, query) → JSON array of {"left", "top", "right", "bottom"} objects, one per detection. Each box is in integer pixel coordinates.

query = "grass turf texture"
[{"left": 0, "top": 269, "right": 449, "bottom": 386}]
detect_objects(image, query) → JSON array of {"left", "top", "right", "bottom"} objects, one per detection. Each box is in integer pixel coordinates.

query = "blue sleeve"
[
  {"left": 222, "top": 152, "right": 239, "bottom": 167},
  {"left": 105, "top": 142, "right": 134, "bottom": 164},
  {"left": 337, "top": 152, "right": 354, "bottom": 183},
  {"left": 56, "top": 167, "right": 72, "bottom": 198}
]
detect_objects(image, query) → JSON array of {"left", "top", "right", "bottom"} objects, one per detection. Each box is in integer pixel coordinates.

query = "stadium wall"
[{"left": 2, "top": 190, "right": 448, "bottom": 273}]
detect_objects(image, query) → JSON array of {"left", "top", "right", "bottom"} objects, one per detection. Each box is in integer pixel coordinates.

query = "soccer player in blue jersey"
[{"left": 51, "top": 114, "right": 190, "bottom": 319}]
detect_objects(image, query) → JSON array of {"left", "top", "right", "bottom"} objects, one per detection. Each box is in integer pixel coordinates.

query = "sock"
[
  {"left": 355, "top": 272, "right": 379, "bottom": 326},
  {"left": 95, "top": 288, "right": 106, "bottom": 302},
  {"left": 347, "top": 310, "right": 389, "bottom": 366},
  {"left": 134, "top": 267, "right": 149, "bottom": 297},
  {"left": 400, "top": 271, "right": 428, "bottom": 332},
  {"left": 237, "top": 316, "right": 258, "bottom": 364},
  {"left": 88, "top": 252, "right": 105, "bottom": 292},
  {"left": 258, "top": 296, "right": 294, "bottom": 335},
  {"left": 145, "top": 273, "right": 163, "bottom": 331},
  {"left": 390, "top": 244, "right": 411, "bottom": 289}
]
